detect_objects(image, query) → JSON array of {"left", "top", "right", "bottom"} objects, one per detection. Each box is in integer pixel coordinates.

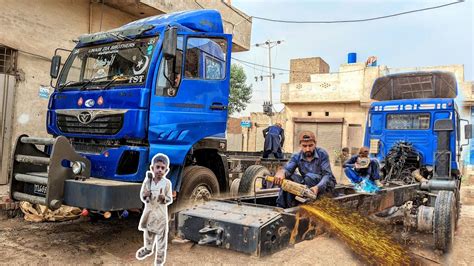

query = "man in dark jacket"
[
  {"left": 273, "top": 131, "right": 337, "bottom": 208},
  {"left": 262, "top": 123, "right": 284, "bottom": 159},
  {"left": 343, "top": 146, "right": 383, "bottom": 188}
]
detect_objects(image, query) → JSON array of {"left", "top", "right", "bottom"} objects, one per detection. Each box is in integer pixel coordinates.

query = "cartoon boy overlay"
[{"left": 136, "top": 153, "right": 173, "bottom": 265}]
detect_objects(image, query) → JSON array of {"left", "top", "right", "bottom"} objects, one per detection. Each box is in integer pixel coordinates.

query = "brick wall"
[
  {"left": 227, "top": 117, "right": 242, "bottom": 134},
  {"left": 290, "top": 57, "right": 330, "bottom": 83}
]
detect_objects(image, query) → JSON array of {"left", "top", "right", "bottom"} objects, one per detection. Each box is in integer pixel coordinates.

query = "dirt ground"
[{"left": 1, "top": 195, "right": 473, "bottom": 265}]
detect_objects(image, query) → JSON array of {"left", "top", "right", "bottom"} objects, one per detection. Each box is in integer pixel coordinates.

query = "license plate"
[{"left": 34, "top": 184, "right": 47, "bottom": 196}]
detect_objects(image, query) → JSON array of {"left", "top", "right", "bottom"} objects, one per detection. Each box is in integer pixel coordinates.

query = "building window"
[{"left": 0, "top": 45, "right": 17, "bottom": 74}]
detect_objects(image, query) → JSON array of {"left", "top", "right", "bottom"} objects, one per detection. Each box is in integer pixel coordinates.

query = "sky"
[{"left": 230, "top": 0, "right": 474, "bottom": 117}]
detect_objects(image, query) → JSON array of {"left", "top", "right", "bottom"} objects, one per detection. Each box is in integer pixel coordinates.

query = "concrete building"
[
  {"left": 0, "top": 0, "right": 252, "bottom": 184},
  {"left": 280, "top": 57, "right": 473, "bottom": 179}
]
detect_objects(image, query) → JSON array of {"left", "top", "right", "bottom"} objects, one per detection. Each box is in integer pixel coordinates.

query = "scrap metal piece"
[{"left": 177, "top": 200, "right": 296, "bottom": 256}]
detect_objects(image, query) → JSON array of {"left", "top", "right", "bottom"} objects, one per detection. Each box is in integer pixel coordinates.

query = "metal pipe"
[
  {"left": 254, "top": 188, "right": 280, "bottom": 195},
  {"left": 12, "top": 192, "right": 47, "bottom": 205},
  {"left": 14, "top": 173, "right": 48, "bottom": 186},
  {"left": 420, "top": 180, "right": 457, "bottom": 191},
  {"left": 20, "top": 136, "right": 55, "bottom": 146},
  {"left": 15, "top": 155, "right": 50, "bottom": 165}
]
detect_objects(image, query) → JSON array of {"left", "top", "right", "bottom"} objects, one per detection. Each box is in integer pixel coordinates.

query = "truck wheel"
[
  {"left": 229, "top": 178, "right": 241, "bottom": 197},
  {"left": 433, "top": 191, "right": 456, "bottom": 252},
  {"left": 238, "top": 165, "right": 270, "bottom": 195},
  {"left": 178, "top": 166, "right": 220, "bottom": 203}
]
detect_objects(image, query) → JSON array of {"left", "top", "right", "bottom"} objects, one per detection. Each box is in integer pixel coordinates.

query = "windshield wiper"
[
  {"left": 79, "top": 75, "right": 116, "bottom": 90},
  {"left": 58, "top": 80, "right": 87, "bottom": 91},
  {"left": 102, "top": 75, "right": 130, "bottom": 90}
]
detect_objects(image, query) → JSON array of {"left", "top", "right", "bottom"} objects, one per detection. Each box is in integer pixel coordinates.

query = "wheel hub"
[{"left": 190, "top": 185, "right": 212, "bottom": 201}]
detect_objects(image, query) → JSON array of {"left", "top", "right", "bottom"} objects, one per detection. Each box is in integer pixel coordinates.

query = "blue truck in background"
[
  {"left": 9, "top": 10, "right": 266, "bottom": 213},
  {"left": 364, "top": 71, "right": 472, "bottom": 251}
]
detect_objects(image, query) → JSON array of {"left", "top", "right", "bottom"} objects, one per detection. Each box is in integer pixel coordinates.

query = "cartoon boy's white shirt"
[{"left": 136, "top": 153, "right": 173, "bottom": 266}]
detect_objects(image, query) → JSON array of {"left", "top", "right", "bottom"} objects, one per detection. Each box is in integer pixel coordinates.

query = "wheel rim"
[{"left": 190, "top": 184, "right": 212, "bottom": 201}]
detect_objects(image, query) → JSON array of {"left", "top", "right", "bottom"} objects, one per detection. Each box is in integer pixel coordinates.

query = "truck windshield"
[
  {"left": 59, "top": 36, "right": 158, "bottom": 90},
  {"left": 386, "top": 113, "right": 430, "bottom": 130}
]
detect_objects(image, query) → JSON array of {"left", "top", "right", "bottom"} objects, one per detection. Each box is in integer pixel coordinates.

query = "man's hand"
[
  {"left": 354, "top": 163, "right": 360, "bottom": 169},
  {"left": 310, "top": 186, "right": 319, "bottom": 196},
  {"left": 273, "top": 169, "right": 285, "bottom": 186}
]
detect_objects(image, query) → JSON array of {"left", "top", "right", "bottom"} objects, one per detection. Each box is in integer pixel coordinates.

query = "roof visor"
[
  {"left": 370, "top": 71, "right": 458, "bottom": 101},
  {"left": 78, "top": 24, "right": 155, "bottom": 45}
]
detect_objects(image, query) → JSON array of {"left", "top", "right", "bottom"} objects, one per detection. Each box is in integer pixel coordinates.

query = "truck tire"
[
  {"left": 178, "top": 166, "right": 220, "bottom": 203},
  {"left": 433, "top": 190, "right": 456, "bottom": 252},
  {"left": 229, "top": 178, "right": 241, "bottom": 197},
  {"left": 238, "top": 165, "right": 270, "bottom": 195}
]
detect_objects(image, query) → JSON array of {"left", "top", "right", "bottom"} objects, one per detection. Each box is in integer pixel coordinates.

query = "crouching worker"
[
  {"left": 343, "top": 147, "right": 383, "bottom": 193},
  {"left": 273, "top": 131, "right": 337, "bottom": 208},
  {"left": 136, "top": 153, "right": 173, "bottom": 265}
]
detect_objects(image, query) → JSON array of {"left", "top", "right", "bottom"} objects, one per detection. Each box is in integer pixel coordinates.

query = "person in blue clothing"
[
  {"left": 343, "top": 146, "right": 383, "bottom": 190},
  {"left": 262, "top": 123, "right": 285, "bottom": 159},
  {"left": 273, "top": 131, "right": 337, "bottom": 208}
]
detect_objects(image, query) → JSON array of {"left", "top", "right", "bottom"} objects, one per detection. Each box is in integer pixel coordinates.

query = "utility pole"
[{"left": 254, "top": 40, "right": 284, "bottom": 124}]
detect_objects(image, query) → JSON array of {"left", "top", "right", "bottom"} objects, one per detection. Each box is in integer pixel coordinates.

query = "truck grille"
[{"left": 57, "top": 114, "right": 123, "bottom": 135}]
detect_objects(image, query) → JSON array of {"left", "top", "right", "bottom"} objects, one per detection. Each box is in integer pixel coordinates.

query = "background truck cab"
[{"left": 364, "top": 71, "right": 471, "bottom": 177}]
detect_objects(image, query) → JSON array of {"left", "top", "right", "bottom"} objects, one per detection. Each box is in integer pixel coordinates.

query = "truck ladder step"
[
  {"left": 20, "top": 136, "right": 55, "bottom": 146},
  {"left": 12, "top": 192, "right": 47, "bottom": 205},
  {"left": 15, "top": 155, "right": 50, "bottom": 165},
  {"left": 14, "top": 173, "right": 48, "bottom": 186}
]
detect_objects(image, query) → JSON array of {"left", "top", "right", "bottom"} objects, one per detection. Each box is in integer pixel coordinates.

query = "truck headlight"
[{"left": 71, "top": 161, "right": 85, "bottom": 175}]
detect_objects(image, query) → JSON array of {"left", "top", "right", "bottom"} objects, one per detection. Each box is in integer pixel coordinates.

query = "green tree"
[{"left": 229, "top": 64, "right": 252, "bottom": 115}]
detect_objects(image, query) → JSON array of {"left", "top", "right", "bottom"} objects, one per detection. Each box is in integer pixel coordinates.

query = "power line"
[
  {"left": 232, "top": 57, "right": 366, "bottom": 75},
  {"left": 252, "top": 1, "right": 464, "bottom": 24},
  {"left": 17, "top": 49, "right": 51, "bottom": 61}
]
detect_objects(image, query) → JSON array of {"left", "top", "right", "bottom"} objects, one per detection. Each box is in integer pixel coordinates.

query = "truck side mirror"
[
  {"left": 162, "top": 27, "right": 177, "bottom": 60},
  {"left": 464, "top": 124, "right": 472, "bottom": 139},
  {"left": 50, "top": 55, "right": 61, "bottom": 79}
]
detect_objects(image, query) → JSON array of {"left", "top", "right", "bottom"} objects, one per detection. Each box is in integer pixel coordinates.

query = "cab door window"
[
  {"left": 185, "top": 37, "right": 227, "bottom": 80},
  {"left": 155, "top": 36, "right": 183, "bottom": 97}
]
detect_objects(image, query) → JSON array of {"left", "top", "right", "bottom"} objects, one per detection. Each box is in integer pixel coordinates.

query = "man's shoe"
[
  {"left": 374, "top": 180, "right": 383, "bottom": 188},
  {"left": 136, "top": 247, "right": 152, "bottom": 260}
]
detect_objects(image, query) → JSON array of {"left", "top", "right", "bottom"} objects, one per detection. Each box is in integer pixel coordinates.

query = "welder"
[{"left": 273, "top": 131, "right": 336, "bottom": 208}]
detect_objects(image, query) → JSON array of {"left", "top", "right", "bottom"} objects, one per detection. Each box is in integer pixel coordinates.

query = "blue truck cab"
[
  {"left": 364, "top": 71, "right": 472, "bottom": 185},
  {"left": 10, "top": 10, "right": 235, "bottom": 211},
  {"left": 366, "top": 98, "right": 462, "bottom": 172}
]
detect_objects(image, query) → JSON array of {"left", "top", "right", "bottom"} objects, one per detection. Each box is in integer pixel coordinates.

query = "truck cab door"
[{"left": 149, "top": 33, "right": 232, "bottom": 167}]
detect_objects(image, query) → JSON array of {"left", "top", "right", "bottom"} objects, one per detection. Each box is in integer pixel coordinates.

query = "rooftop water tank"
[{"left": 348, "top": 52, "right": 357, "bottom": 64}]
